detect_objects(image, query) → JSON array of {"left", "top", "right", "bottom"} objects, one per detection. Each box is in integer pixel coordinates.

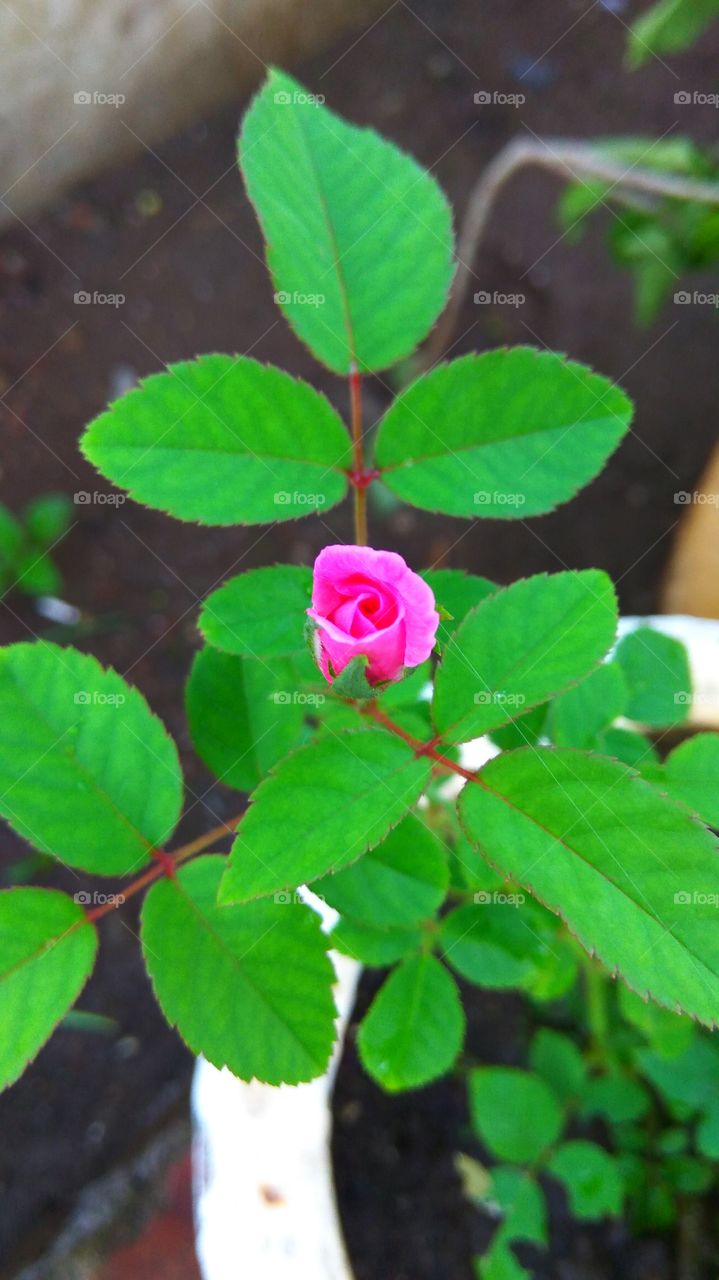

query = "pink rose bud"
[{"left": 307, "top": 544, "right": 440, "bottom": 686}]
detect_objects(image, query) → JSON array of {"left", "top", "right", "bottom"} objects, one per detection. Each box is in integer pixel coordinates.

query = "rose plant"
[{"left": 1, "top": 71, "right": 719, "bottom": 1266}]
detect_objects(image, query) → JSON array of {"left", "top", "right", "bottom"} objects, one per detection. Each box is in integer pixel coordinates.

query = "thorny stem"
[
  {"left": 84, "top": 812, "right": 244, "bottom": 924},
  {"left": 363, "top": 702, "right": 482, "bottom": 785},
  {"left": 348, "top": 363, "right": 368, "bottom": 546},
  {"left": 422, "top": 137, "right": 719, "bottom": 369}
]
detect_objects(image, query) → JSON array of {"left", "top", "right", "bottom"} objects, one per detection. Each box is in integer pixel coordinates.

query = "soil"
[{"left": 1, "top": 0, "right": 719, "bottom": 1273}]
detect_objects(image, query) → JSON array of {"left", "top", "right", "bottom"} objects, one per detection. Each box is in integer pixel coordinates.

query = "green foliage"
[
  {"left": 460, "top": 748, "right": 719, "bottom": 1025},
  {"left": 422, "top": 568, "right": 497, "bottom": 649},
  {"left": 358, "top": 953, "right": 464, "bottom": 1090},
  {"left": 529, "top": 1027, "right": 586, "bottom": 1102},
  {"left": 219, "top": 729, "right": 431, "bottom": 904},
  {"left": 433, "top": 571, "right": 618, "bottom": 743},
  {"left": 475, "top": 1166, "right": 547, "bottom": 1280},
  {"left": 0, "top": 889, "right": 97, "bottom": 1089},
  {"left": 82, "top": 356, "right": 350, "bottom": 524},
  {"left": 141, "top": 856, "right": 336, "bottom": 1084},
  {"left": 374, "top": 349, "right": 632, "bottom": 518},
  {"left": 199, "top": 566, "right": 312, "bottom": 657},
  {"left": 439, "top": 902, "right": 552, "bottom": 991},
  {"left": 662, "top": 733, "right": 719, "bottom": 827},
  {"left": 614, "top": 626, "right": 692, "bottom": 726},
  {"left": 0, "top": 494, "right": 72, "bottom": 598},
  {"left": 0, "top": 643, "right": 182, "bottom": 874},
  {"left": 627, "top": 0, "right": 719, "bottom": 67},
  {"left": 330, "top": 917, "right": 423, "bottom": 966},
  {"left": 313, "top": 813, "right": 448, "bottom": 927},
  {"left": 557, "top": 136, "right": 719, "bottom": 326},
  {"left": 239, "top": 69, "right": 454, "bottom": 374},
  {"left": 545, "top": 662, "right": 626, "bottom": 749},
  {"left": 547, "top": 1141, "right": 623, "bottom": 1219},
  {"left": 469, "top": 1067, "right": 563, "bottom": 1162},
  {"left": 186, "top": 647, "right": 308, "bottom": 792}
]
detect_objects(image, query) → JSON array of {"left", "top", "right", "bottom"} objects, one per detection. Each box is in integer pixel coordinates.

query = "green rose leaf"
[
  {"left": 199, "top": 565, "right": 312, "bottom": 658},
  {"left": 529, "top": 1027, "right": 586, "bottom": 1102},
  {"left": 81, "top": 355, "right": 350, "bottom": 525},
  {"left": 141, "top": 855, "right": 336, "bottom": 1085},
  {"left": 421, "top": 568, "right": 496, "bottom": 649},
  {"left": 219, "top": 728, "right": 432, "bottom": 904},
  {"left": 459, "top": 747, "right": 719, "bottom": 1026},
  {"left": 578, "top": 1074, "right": 651, "bottom": 1124},
  {"left": 374, "top": 348, "right": 633, "bottom": 518},
  {"left": 239, "top": 69, "right": 454, "bottom": 374},
  {"left": 358, "top": 953, "right": 464, "bottom": 1091},
  {"left": 0, "top": 888, "right": 98, "bottom": 1090},
  {"left": 663, "top": 733, "right": 719, "bottom": 828},
  {"left": 330, "top": 917, "right": 422, "bottom": 967},
  {"left": 313, "top": 813, "right": 448, "bottom": 928},
  {"left": 0, "top": 642, "right": 182, "bottom": 874},
  {"left": 614, "top": 626, "right": 691, "bottom": 726},
  {"left": 433, "top": 571, "right": 618, "bottom": 743},
  {"left": 546, "top": 662, "right": 627, "bottom": 749},
  {"left": 439, "top": 902, "right": 545, "bottom": 990},
  {"left": 547, "top": 1141, "right": 623, "bottom": 1219},
  {"left": 627, "top": 0, "right": 719, "bottom": 69},
  {"left": 186, "top": 647, "right": 311, "bottom": 793},
  {"left": 468, "top": 1067, "right": 563, "bottom": 1162}
]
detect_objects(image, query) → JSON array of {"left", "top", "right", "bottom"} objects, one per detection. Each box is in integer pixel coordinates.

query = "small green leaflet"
[
  {"left": 547, "top": 1142, "right": 623, "bottom": 1219},
  {"left": 476, "top": 1165, "right": 548, "bottom": 1280},
  {"left": 239, "top": 70, "right": 454, "bottom": 374},
  {"left": 662, "top": 733, "right": 719, "bottom": 828},
  {"left": 330, "top": 917, "right": 422, "bottom": 967},
  {"left": 186, "top": 648, "right": 310, "bottom": 793},
  {"left": 0, "top": 643, "right": 182, "bottom": 875},
  {"left": 546, "top": 662, "right": 627, "bottom": 749},
  {"left": 199, "top": 566, "right": 312, "bottom": 657},
  {"left": 614, "top": 626, "right": 691, "bottom": 726},
  {"left": 529, "top": 1027, "right": 586, "bottom": 1102},
  {"left": 374, "top": 348, "right": 633, "bottom": 518},
  {"left": 421, "top": 568, "right": 496, "bottom": 649},
  {"left": 627, "top": 0, "right": 719, "bottom": 68},
  {"left": 313, "top": 813, "right": 447, "bottom": 927},
  {"left": 81, "top": 356, "right": 350, "bottom": 525},
  {"left": 433, "top": 571, "right": 618, "bottom": 743},
  {"left": 439, "top": 903, "right": 543, "bottom": 990},
  {"left": 459, "top": 747, "right": 719, "bottom": 1026},
  {"left": 218, "top": 728, "right": 432, "bottom": 904},
  {"left": 141, "top": 856, "right": 336, "bottom": 1085},
  {"left": 357, "top": 953, "right": 464, "bottom": 1091},
  {"left": 468, "top": 1067, "right": 563, "bottom": 1162},
  {"left": 0, "top": 889, "right": 97, "bottom": 1091}
]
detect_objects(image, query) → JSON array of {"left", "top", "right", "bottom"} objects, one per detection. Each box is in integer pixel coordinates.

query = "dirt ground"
[{"left": 1, "top": 0, "right": 719, "bottom": 1273}]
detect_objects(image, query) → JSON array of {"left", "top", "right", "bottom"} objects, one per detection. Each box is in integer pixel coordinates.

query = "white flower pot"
[{"left": 191, "top": 614, "right": 719, "bottom": 1280}]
